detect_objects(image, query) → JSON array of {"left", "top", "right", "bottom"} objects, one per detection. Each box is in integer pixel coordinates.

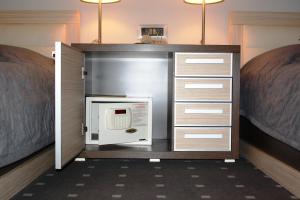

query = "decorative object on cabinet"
[
  {"left": 138, "top": 24, "right": 168, "bottom": 44},
  {"left": 184, "top": 0, "right": 224, "bottom": 45},
  {"left": 80, "top": 0, "right": 121, "bottom": 43}
]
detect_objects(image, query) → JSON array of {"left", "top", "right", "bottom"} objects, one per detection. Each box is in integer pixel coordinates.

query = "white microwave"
[{"left": 86, "top": 97, "right": 152, "bottom": 146}]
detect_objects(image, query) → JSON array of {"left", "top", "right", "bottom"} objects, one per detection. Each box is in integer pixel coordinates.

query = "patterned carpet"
[{"left": 13, "top": 158, "right": 298, "bottom": 200}]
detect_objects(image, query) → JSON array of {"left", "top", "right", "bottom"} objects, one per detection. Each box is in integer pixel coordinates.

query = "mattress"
[
  {"left": 0, "top": 45, "right": 55, "bottom": 168},
  {"left": 240, "top": 44, "right": 300, "bottom": 151}
]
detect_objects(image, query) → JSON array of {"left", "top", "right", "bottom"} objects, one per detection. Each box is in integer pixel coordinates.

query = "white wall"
[{"left": 1, "top": 0, "right": 300, "bottom": 44}]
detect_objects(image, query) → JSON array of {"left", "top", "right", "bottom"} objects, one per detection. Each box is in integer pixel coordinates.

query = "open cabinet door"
[{"left": 55, "top": 42, "right": 85, "bottom": 170}]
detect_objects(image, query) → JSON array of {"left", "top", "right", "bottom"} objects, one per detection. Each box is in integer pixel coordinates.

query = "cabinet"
[
  {"left": 174, "top": 53, "right": 234, "bottom": 151},
  {"left": 54, "top": 43, "right": 240, "bottom": 170}
]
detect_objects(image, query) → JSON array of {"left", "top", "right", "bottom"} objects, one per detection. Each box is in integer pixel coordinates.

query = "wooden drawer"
[
  {"left": 175, "top": 53, "right": 232, "bottom": 77},
  {"left": 175, "top": 103, "right": 231, "bottom": 126},
  {"left": 174, "top": 127, "right": 231, "bottom": 151},
  {"left": 175, "top": 78, "right": 232, "bottom": 101}
]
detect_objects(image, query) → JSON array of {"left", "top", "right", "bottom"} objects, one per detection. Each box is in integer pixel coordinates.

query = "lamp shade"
[
  {"left": 81, "top": 0, "right": 120, "bottom": 3},
  {"left": 184, "top": 0, "right": 223, "bottom": 4}
]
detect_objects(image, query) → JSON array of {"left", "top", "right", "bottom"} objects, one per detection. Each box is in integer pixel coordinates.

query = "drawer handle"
[
  {"left": 185, "top": 58, "right": 224, "bottom": 64},
  {"left": 184, "top": 134, "right": 223, "bottom": 139},
  {"left": 184, "top": 109, "right": 223, "bottom": 114},
  {"left": 184, "top": 84, "right": 223, "bottom": 89}
]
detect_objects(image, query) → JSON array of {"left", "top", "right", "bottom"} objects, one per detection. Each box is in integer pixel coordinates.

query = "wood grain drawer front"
[
  {"left": 175, "top": 103, "right": 231, "bottom": 126},
  {"left": 175, "top": 53, "right": 232, "bottom": 77},
  {"left": 175, "top": 78, "right": 232, "bottom": 101},
  {"left": 174, "top": 127, "right": 231, "bottom": 151}
]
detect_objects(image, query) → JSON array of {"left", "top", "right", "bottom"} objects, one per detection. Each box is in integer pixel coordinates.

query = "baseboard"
[
  {"left": 240, "top": 140, "right": 300, "bottom": 198},
  {"left": 0, "top": 145, "right": 54, "bottom": 200}
]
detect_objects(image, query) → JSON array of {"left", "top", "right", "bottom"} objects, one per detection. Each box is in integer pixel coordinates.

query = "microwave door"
[{"left": 98, "top": 103, "right": 148, "bottom": 145}]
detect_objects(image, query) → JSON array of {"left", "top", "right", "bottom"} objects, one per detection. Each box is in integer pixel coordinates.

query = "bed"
[
  {"left": 229, "top": 11, "right": 300, "bottom": 197},
  {"left": 240, "top": 44, "right": 300, "bottom": 168},
  {"left": 0, "top": 45, "right": 55, "bottom": 168},
  {"left": 0, "top": 10, "right": 80, "bottom": 200}
]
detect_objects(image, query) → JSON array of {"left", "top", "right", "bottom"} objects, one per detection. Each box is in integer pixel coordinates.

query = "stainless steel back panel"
[{"left": 85, "top": 52, "right": 172, "bottom": 139}]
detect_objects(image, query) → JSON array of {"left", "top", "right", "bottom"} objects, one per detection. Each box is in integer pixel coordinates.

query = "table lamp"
[
  {"left": 184, "top": 0, "right": 224, "bottom": 45},
  {"left": 81, "top": 0, "right": 121, "bottom": 43}
]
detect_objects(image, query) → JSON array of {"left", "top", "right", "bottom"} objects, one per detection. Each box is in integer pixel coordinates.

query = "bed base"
[
  {"left": 240, "top": 116, "right": 300, "bottom": 170},
  {"left": 240, "top": 117, "right": 300, "bottom": 198},
  {"left": 0, "top": 145, "right": 54, "bottom": 200},
  {"left": 240, "top": 140, "right": 300, "bottom": 198}
]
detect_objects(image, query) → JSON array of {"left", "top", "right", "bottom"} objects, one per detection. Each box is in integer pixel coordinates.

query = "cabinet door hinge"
[
  {"left": 81, "top": 67, "right": 87, "bottom": 80},
  {"left": 51, "top": 51, "right": 55, "bottom": 58},
  {"left": 81, "top": 123, "right": 87, "bottom": 136}
]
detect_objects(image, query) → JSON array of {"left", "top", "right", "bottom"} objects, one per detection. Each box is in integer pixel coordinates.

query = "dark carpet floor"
[{"left": 13, "top": 158, "right": 298, "bottom": 200}]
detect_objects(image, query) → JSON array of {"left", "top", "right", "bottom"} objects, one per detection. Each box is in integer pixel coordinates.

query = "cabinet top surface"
[{"left": 71, "top": 43, "right": 240, "bottom": 53}]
